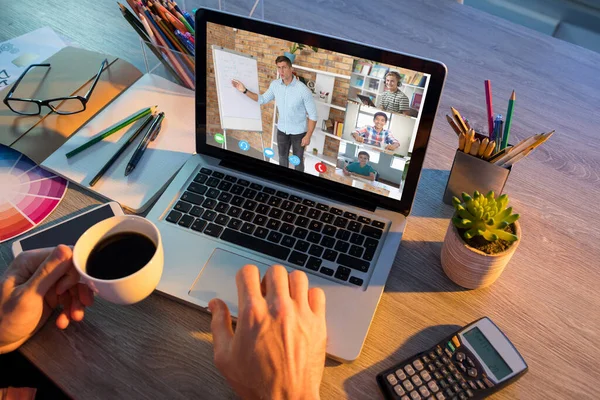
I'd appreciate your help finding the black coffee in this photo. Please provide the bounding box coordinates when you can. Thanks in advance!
[86,232,156,280]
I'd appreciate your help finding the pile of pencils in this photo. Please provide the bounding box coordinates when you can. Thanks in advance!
[118,0,195,89]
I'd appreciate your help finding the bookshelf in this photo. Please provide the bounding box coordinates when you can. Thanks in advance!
[269,65,351,166]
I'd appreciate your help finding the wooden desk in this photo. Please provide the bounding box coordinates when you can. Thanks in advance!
[1,1,599,399]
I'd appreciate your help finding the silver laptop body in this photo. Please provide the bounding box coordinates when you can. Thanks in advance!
[146,9,446,362]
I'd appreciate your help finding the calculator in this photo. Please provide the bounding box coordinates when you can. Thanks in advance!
[376,317,528,400]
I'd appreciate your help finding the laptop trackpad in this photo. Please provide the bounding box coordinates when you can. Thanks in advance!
[188,248,292,316]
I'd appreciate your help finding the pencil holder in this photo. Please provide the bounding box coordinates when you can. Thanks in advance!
[140,39,195,90]
[443,150,511,204]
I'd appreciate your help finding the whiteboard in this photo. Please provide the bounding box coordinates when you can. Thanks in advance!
[212,46,263,131]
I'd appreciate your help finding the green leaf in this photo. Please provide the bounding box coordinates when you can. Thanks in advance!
[464,227,480,239]
[482,230,498,241]
[494,230,519,242]
[452,217,471,228]
[504,214,520,224]
[461,193,472,203]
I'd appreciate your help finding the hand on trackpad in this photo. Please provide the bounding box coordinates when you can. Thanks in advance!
[188,248,292,316]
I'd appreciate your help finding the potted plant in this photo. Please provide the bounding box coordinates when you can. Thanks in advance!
[440,190,521,289]
[284,43,318,63]
[312,148,318,155]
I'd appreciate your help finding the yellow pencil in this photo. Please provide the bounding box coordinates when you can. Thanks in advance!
[451,107,469,133]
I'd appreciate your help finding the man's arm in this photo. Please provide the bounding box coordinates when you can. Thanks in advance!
[368,172,376,181]
[232,79,264,103]
[301,88,318,147]
[385,131,400,150]
[352,127,366,143]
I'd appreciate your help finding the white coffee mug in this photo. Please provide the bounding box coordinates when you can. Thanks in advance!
[73,215,163,305]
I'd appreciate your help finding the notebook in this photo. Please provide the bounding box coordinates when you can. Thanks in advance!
[41,73,195,213]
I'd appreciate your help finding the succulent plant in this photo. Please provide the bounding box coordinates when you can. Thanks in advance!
[452,191,520,242]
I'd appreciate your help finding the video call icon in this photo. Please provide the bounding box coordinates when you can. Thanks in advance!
[315,162,327,173]
[214,133,225,144]
[238,140,250,151]
[264,148,275,158]
[289,155,300,166]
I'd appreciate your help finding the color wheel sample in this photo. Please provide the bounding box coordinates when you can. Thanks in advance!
[0,145,68,243]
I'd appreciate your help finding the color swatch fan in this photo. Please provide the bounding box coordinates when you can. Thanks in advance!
[0,145,68,243]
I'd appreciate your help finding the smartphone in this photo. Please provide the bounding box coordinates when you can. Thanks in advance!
[11,202,124,257]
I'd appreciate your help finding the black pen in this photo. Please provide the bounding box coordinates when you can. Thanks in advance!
[89,113,155,187]
[125,112,165,176]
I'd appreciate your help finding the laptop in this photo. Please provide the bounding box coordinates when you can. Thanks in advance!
[146,8,446,362]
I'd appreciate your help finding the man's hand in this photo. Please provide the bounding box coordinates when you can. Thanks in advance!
[353,134,364,143]
[209,265,327,400]
[301,133,312,147]
[385,143,399,151]
[231,79,246,93]
[0,246,94,353]
[343,167,350,176]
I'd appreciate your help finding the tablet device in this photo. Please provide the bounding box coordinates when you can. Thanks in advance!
[356,94,377,107]
[11,202,123,257]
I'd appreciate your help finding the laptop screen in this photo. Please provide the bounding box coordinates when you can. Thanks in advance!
[204,21,433,202]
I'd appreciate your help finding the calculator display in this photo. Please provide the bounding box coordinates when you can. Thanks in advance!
[463,327,512,380]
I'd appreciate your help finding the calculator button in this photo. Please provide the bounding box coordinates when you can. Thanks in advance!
[447,376,456,384]
[411,375,423,386]
[458,363,467,373]
[410,390,421,400]
[445,388,454,397]
[454,372,464,382]
[435,393,446,400]
[405,365,416,376]
[428,364,436,372]
[403,380,415,391]
[436,346,444,356]
[441,367,450,377]
[476,380,486,389]
[444,348,453,357]
[386,373,398,385]
[396,369,407,381]
[455,352,465,362]
[447,364,457,373]
[468,381,477,390]
[460,381,469,391]
[466,389,474,397]
[458,391,468,400]
[394,384,406,396]
[439,380,449,389]
[413,359,425,371]
[427,380,440,393]
[447,342,455,352]
[429,351,437,360]
[435,360,444,368]
[466,357,476,368]
[483,377,495,387]
[451,336,460,348]
[434,371,443,380]
[441,356,451,365]
[467,368,478,378]
[452,383,461,393]
[422,355,431,363]
[419,386,431,397]
[420,370,432,382]
[401,396,410,400]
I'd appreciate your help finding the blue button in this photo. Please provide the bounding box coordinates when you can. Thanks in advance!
[264,147,275,158]
[289,155,301,166]
[238,140,250,151]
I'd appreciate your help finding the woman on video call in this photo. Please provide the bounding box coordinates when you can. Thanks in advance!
[376,71,411,114]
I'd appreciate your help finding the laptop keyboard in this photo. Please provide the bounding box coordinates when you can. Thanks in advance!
[163,167,387,288]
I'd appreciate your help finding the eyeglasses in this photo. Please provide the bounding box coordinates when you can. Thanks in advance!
[3,59,108,116]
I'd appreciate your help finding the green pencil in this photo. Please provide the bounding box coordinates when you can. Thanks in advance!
[66,106,157,158]
[502,91,515,150]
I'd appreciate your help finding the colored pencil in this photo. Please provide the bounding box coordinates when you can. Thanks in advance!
[118,3,185,86]
[89,113,155,186]
[446,114,463,136]
[451,107,469,133]
[502,91,516,150]
[485,80,494,138]
[66,106,156,158]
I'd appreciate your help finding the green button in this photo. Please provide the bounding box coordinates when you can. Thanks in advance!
[214,133,225,144]
[447,341,455,352]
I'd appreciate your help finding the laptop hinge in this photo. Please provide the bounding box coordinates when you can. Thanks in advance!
[219,158,377,213]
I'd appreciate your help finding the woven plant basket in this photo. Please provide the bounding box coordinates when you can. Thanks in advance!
[440,220,521,289]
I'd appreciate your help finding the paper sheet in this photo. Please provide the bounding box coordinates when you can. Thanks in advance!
[0,27,66,92]
[42,73,195,213]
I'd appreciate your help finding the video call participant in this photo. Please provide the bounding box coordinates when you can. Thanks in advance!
[376,71,411,114]
[343,151,377,181]
[231,56,318,172]
[351,112,401,151]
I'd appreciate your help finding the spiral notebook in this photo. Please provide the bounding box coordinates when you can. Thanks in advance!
[41,73,195,213]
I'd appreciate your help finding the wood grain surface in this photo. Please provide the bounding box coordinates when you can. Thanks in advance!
[1,0,599,399]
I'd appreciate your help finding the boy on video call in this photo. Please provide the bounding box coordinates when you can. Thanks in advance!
[351,112,400,151]
[343,151,377,181]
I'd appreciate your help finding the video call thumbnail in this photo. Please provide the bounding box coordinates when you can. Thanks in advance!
[206,22,430,201]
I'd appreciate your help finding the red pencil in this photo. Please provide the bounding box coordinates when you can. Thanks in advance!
[484,80,494,139]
